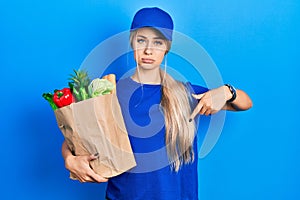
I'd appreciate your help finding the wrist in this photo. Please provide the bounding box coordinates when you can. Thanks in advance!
[224,84,237,103]
[64,154,76,170]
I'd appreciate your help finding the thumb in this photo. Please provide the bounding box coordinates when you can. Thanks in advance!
[89,153,99,161]
[192,93,205,100]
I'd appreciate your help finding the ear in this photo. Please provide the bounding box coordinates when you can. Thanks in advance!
[165,40,171,55]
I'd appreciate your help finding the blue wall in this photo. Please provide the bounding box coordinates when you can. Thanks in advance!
[1,0,299,199]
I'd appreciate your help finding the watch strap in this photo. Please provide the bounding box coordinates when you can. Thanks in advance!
[225,84,237,103]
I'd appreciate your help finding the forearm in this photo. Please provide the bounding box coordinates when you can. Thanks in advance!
[223,86,253,111]
[61,140,107,183]
[62,140,73,161]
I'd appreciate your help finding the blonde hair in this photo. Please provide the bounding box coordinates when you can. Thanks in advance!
[130,28,196,171]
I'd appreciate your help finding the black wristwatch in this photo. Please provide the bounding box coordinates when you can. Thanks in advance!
[224,84,237,103]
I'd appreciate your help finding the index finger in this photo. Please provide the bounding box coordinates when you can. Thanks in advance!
[87,168,108,183]
[91,174,109,183]
[189,102,203,122]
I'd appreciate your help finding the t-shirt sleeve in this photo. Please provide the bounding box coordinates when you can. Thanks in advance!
[186,82,209,94]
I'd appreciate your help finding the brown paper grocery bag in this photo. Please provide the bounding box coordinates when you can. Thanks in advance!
[54,93,136,179]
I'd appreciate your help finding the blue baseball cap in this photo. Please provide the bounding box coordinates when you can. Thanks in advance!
[130,7,174,41]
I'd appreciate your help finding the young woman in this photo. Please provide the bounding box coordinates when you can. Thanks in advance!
[62,7,252,200]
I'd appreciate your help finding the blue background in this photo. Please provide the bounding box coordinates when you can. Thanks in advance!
[1,0,299,199]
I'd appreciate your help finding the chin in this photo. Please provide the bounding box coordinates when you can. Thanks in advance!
[139,63,160,70]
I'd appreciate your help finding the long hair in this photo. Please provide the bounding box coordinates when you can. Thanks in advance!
[130,28,196,171]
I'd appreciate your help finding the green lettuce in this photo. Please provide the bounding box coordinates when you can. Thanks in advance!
[88,78,115,97]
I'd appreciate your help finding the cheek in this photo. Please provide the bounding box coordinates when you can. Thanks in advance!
[133,50,137,60]
[133,49,142,60]
[133,49,147,63]
[156,51,166,62]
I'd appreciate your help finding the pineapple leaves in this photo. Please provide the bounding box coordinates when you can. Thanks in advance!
[68,69,90,101]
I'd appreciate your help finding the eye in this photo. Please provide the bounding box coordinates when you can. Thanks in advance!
[137,39,145,44]
[153,40,163,46]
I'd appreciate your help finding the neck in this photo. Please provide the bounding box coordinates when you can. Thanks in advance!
[132,67,161,84]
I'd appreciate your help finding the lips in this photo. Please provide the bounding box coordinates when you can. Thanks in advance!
[141,58,155,64]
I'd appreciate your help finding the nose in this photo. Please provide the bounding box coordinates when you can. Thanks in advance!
[144,43,152,55]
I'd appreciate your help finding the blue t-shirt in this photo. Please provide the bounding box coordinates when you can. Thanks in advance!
[106,77,208,200]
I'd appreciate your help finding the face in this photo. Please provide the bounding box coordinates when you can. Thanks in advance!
[132,27,168,70]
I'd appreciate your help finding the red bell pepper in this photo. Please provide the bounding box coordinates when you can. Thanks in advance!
[53,88,74,108]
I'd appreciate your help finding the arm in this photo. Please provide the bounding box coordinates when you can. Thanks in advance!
[190,84,252,119]
[62,140,108,183]
[222,86,253,111]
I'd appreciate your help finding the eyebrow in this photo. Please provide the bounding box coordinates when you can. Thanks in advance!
[136,35,164,40]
